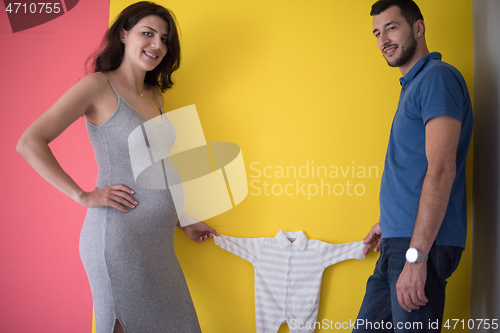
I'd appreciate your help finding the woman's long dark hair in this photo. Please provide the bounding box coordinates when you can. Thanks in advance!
[86,1,181,92]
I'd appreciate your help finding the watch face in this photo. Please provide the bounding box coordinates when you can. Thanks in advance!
[406,248,418,263]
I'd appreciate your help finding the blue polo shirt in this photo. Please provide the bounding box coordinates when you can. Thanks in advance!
[378,52,473,249]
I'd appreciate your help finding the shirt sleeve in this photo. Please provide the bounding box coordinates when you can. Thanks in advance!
[418,65,467,125]
[213,234,265,264]
[316,240,365,268]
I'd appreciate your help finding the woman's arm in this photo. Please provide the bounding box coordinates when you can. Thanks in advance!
[16,73,136,212]
[153,86,218,241]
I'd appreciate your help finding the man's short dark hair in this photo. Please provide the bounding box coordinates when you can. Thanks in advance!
[370,0,424,26]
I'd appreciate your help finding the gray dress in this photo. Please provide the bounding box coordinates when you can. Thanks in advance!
[79,73,201,333]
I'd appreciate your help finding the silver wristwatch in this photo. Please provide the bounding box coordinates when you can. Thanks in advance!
[406,247,428,263]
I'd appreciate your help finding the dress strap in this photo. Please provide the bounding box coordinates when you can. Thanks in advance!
[151,86,164,114]
[96,72,120,98]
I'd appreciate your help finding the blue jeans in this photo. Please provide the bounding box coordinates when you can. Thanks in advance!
[352,238,462,333]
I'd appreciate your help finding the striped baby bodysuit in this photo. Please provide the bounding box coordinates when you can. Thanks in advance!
[213,230,365,333]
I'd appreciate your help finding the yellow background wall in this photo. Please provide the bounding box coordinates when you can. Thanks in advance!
[102,1,473,332]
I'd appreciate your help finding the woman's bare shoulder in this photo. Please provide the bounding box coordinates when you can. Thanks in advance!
[68,72,117,110]
[77,72,110,93]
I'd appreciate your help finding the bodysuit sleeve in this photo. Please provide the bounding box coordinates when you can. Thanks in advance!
[316,240,365,268]
[213,234,265,264]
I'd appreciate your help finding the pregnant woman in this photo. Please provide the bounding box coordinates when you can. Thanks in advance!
[16,2,217,332]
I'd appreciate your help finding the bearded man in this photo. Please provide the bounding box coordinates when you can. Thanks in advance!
[353,1,473,332]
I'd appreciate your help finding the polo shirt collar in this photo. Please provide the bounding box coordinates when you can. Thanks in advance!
[275,230,308,250]
[400,52,442,86]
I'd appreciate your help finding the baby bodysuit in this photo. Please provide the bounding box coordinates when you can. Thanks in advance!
[214,230,365,333]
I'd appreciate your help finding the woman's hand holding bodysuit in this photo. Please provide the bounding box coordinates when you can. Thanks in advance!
[177,210,219,243]
[180,222,219,243]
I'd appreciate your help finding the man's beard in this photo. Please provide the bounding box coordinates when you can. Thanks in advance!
[385,29,418,68]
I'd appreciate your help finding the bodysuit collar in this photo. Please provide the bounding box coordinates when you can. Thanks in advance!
[275,230,308,250]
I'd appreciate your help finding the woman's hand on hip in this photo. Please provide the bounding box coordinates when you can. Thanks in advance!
[78,185,137,213]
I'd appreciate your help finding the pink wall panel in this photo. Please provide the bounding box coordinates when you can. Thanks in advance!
[0,1,110,332]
